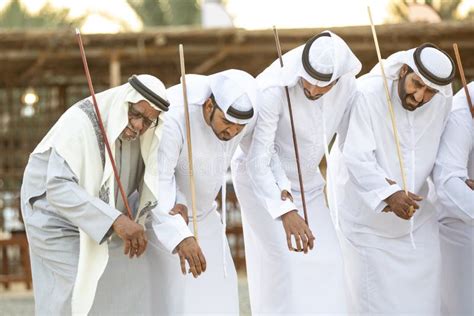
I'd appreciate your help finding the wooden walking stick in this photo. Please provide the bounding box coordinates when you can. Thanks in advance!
[452,43,474,118]
[179,44,199,240]
[272,26,309,225]
[367,8,414,217]
[75,29,133,220]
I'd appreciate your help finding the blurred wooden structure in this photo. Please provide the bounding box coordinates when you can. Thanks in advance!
[0,21,473,272]
[0,232,32,290]
[1,22,474,88]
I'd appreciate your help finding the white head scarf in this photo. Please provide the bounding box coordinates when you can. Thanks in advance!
[34,74,168,179]
[257,30,362,89]
[209,69,257,124]
[368,44,455,97]
[167,69,259,125]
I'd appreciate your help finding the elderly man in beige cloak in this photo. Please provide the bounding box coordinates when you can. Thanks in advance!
[433,82,473,315]
[331,44,455,314]
[20,74,170,315]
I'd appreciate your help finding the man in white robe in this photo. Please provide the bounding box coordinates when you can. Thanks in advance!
[433,82,473,315]
[231,31,361,314]
[332,44,455,314]
[20,75,170,315]
[150,69,261,315]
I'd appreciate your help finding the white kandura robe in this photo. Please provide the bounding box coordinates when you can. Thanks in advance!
[433,83,474,316]
[150,100,243,315]
[332,75,452,315]
[232,75,357,315]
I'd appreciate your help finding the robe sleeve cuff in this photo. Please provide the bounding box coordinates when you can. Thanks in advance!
[175,190,189,209]
[266,198,297,220]
[95,206,122,244]
[276,180,292,194]
[151,213,193,254]
[373,184,402,212]
[374,201,388,214]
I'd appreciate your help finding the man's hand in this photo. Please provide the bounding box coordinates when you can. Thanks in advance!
[176,237,207,278]
[281,190,294,202]
[466,179,474,190]
[112,215,148,258]
[169,203,189,225]
[384,190,423,220]
[281,210,315,253]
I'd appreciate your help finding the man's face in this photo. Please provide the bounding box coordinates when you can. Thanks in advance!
[204,99,246,142]
[300,78,338,101]
[120,100,160,141]
[398,65,438,111]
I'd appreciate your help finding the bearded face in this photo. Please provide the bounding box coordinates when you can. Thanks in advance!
[397,65,438,112]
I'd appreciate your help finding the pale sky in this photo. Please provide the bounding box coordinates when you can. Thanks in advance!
[0,0,473,33]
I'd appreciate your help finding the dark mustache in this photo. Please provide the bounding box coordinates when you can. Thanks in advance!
[304,88,323,100]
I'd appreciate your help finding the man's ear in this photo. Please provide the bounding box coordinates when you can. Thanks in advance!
[399,64,408,78]
[204,98,213,113]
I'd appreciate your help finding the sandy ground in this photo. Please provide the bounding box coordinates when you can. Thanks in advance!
[0,273,251,315]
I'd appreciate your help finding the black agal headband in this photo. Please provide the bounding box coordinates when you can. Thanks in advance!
[210,94,254,121]
[128,75,170,111]
[302,32,333,82]
[413,43,455,86]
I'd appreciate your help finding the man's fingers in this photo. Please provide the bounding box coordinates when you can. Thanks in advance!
[306,229,315,250]
[132,239,139,250]
[136,236,146,257]
[397,209,411,220]
[139,234,148,257]
[466,180,474,190]
[179,254,187,275]
[192,254,202,275]
[188,266,198,278]
[408,192,423,201]
[408,199,419,210]
[300,232,308,254]
[186,255,196,274]
[466,179,474,190]
[293,233,303,252]
[393,206,408,220]
[124,239,131,256]
[286,232,294,251]
[281,190,294,202]
[198,250,207,272]
[186,256,198,278]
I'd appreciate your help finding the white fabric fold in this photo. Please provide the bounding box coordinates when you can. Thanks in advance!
[369,47,453,97]
[258,30,361,89]
[168,69,257,125]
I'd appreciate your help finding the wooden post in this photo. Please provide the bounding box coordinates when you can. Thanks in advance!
[109,52,121,88]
